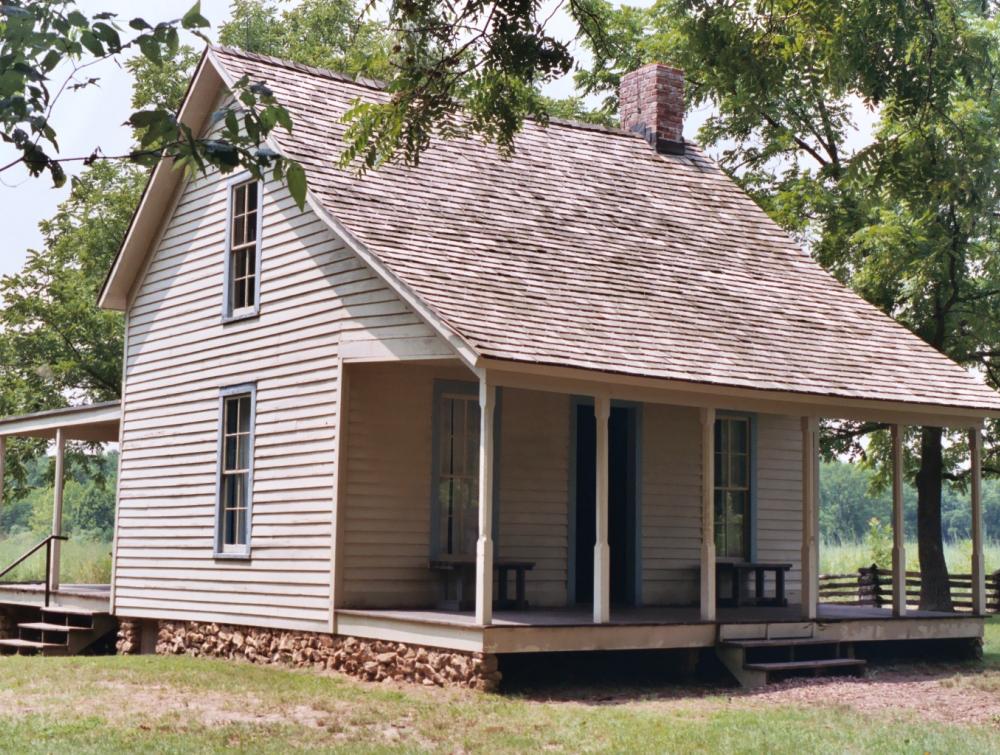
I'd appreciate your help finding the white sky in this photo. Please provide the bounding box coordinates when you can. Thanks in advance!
[1,1,672,279]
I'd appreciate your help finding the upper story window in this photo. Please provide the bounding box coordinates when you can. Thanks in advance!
[224,178,262,320]
[714,415,751,560]
[216,384,256,558]
[433,387,480,558]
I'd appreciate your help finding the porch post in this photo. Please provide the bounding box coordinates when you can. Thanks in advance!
[800,416,819,620]
[891,425,907,616]
[700,407,716,622]
[0,436,5,513]
[475,376,496,625]
[593,395,611,624]
[49,427,66,592]
[970,425,986,615]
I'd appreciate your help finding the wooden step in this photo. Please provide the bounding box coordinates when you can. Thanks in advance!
[722,637,838,649]
[42,605,105,617]
[744,658,866,673]
[0,638,65,650]
[18,622,92,633]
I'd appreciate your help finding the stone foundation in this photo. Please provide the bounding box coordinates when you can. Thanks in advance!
[118,619,501,691]
[115,618,142,655]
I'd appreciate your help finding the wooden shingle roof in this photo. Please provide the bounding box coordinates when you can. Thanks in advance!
[212,47,1000,412]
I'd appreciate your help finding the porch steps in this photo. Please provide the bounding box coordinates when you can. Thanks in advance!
[743,658,867,674]
[0,605,115,656]
[716,628,865,688]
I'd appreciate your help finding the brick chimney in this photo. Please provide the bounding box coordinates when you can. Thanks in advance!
[619,64,685,155]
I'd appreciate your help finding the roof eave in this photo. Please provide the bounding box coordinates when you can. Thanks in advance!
[98,48,223,311]
[477,356,997,426]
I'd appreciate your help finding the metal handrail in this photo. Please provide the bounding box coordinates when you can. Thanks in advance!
[0,534,68,607]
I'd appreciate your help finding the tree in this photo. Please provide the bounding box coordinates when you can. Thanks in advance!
[0,1,306,205]
[0,34,216,501]
[218,0,392,80]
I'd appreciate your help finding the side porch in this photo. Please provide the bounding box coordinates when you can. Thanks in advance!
[330,356,991,670]
[0,403,118,655]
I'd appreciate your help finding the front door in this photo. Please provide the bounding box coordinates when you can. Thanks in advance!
[574,403,638,606]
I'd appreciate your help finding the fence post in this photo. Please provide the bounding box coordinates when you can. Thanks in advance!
[858,564,885,607]
[992,569,1000,614]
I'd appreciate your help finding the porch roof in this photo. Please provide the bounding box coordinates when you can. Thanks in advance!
[0,401,120,442]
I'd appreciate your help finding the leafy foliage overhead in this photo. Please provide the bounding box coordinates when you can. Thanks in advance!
[0,1,307,207]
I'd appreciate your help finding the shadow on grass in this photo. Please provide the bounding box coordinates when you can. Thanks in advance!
[498,636,997,704]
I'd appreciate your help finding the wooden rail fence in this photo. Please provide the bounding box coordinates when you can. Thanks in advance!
[819,565,1000,613]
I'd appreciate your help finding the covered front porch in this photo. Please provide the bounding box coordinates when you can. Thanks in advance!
[0,402,119,612]
[331,356,991,656]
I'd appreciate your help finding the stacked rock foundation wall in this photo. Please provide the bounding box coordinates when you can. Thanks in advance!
[117,618,501,691]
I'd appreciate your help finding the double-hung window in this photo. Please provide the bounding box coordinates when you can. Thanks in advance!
[433,386,480,558]
[216,385,256,557]
[224,178,262,320]
[714,415,752,559]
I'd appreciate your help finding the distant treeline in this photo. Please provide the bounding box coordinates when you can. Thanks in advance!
[0,452,117,542]
[820,460,999,543]
[0,455,994,546]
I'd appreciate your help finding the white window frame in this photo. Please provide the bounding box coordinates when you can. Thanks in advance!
[430,381,481,559]
[714,414,754,561]
[214,383,257,559]
[222,174,263,322]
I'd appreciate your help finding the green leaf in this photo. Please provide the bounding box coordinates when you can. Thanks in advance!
[182,2,210,29]
[285,160,307,210]
[78,31,104,58]
[137,36,161,64]
[40,50,61,73]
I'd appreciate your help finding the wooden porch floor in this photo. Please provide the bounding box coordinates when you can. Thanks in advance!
[338,603,962,629]
[0,583,111,612]
[335,603,985,654]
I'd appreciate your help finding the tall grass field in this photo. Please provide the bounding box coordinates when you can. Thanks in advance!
[821,538,1000,576]
[0,533,112,584]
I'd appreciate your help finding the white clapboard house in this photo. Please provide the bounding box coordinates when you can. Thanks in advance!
[0,47,997,686]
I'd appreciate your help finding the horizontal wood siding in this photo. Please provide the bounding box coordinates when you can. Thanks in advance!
[114,166,446,632]
[641,404,701,604]
[640,408,804,605]
[754,413,804,598]
[497,389,570,606]
[340,363,474,608]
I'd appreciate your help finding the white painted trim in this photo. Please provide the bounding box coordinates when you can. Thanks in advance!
[0,403,120,440]
[970,427,986,615]
[891,425,907,617]
[800,416,819,620]
[221,172,264,322]
[475,375,497,625]
[213,383,257,560]
[699,407,716,622]
[100,50,221,310]
[593,394,611,624]
[479,358,997,425]
[0,436,5,512]
[330,358,349,632]
[109,312,130,614]
[338,337,456,363]
[49,428,66,592]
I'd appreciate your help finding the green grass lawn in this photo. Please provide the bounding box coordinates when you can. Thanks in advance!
[0,619,997,753]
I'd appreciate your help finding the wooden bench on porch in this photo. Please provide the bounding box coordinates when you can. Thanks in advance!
[430,558,535,611]
[717,562,792,608]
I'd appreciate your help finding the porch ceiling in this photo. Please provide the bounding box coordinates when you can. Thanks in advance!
[0,401,121,442]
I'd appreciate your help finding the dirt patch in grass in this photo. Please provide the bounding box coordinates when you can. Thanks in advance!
[737,669,1000,727]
